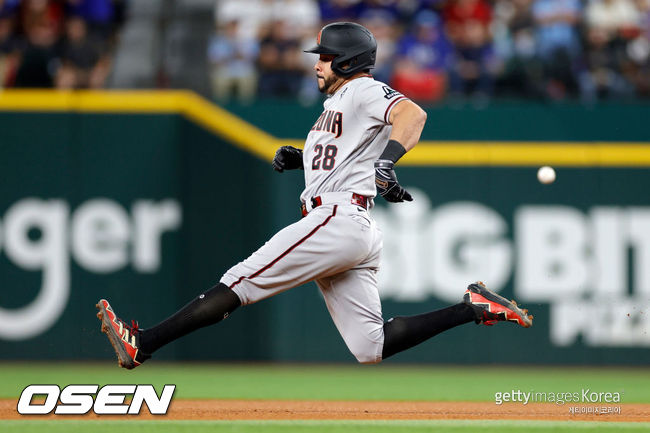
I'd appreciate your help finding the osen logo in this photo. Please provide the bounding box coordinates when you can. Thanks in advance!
[17,384,176,415]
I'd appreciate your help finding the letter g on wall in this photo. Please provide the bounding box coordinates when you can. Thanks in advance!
[0,199,70,340]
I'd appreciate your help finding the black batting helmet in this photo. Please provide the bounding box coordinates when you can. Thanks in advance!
[305,22,377,78]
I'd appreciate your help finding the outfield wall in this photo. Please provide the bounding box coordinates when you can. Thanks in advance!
[1,91,649,364]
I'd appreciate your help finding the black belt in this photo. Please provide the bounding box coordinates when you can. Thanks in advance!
[301,193,368,217]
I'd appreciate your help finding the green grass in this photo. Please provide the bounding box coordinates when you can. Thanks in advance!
[2,420,650,433]
[2,364,647,431]
[1,362,649,403]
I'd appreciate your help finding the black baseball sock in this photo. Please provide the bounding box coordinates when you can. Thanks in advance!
[381,303,475,360]
[137,283,241,356]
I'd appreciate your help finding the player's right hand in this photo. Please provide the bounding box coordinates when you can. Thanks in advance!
[374,159,413,203]
[272,146,304,172]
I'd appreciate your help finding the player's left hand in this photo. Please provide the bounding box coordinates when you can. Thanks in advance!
[272,146,304,172]
[374,160,413,203]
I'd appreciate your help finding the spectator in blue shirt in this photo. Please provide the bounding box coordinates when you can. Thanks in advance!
[65,0,113,39]
[391,10,452,102]
[208,18,259,103]
[532,0,582,98]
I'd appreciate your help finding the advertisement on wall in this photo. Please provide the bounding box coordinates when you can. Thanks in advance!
[375,189,650,349]
[1,103,649,364]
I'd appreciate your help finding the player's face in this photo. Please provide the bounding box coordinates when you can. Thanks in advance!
[314,54,344,95]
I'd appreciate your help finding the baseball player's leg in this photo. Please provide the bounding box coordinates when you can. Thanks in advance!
[381,282,534,359]
[381,304,476,359]
[312,219,514,363]
[319,272,517,362]
[317,268,477,363]
[136,283,241,357]
[317,268,385,364]
[134,208,343,359]
[137,204,372,360]
[223,204,373,305]
[97,283,241,368]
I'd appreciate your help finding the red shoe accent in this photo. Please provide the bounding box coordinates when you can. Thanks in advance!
[463,282,533,328]
[96,299,148,369]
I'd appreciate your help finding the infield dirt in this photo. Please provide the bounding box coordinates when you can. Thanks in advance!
[2,399,649,422]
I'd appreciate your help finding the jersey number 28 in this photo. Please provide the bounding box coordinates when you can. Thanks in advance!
[312,144,338,170]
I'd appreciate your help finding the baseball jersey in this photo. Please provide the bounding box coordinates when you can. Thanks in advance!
[300,76,408,203]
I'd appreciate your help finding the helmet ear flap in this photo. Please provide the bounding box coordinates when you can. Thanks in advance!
[331,48,376,77]
[331,55,353,77]
[307,22,377,77]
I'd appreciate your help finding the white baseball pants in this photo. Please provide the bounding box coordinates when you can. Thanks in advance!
[220,194,385,363]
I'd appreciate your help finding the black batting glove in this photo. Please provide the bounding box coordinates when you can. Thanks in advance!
[375,159,413,203]
[272,146,304,172]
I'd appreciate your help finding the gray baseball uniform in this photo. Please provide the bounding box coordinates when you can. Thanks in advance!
[96,21,531,372]
[220,76,408,363]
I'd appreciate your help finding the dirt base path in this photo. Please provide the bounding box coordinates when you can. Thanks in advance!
[2,399,649,422]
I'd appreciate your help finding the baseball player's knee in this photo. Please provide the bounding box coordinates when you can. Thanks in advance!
[353,350,381,364]
[339,321,384,364]
[348,335,383,364]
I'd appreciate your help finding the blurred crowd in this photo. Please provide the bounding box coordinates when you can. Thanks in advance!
[1,0,648,102]
[210,0,650,104]
[0,0,126,89]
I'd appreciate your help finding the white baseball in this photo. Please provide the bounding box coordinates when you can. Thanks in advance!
[537,166,556,184]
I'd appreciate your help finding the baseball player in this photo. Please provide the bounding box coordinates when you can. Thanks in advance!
[97,22,533,369]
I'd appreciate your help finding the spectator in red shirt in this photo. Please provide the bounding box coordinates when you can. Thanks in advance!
[443,0,492,45]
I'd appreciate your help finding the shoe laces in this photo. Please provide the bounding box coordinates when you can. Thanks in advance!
[117,318,140,345]
[117,317,140,333]
[128,319,140,334]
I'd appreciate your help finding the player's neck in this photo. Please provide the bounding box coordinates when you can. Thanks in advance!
[327,72,372,95]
